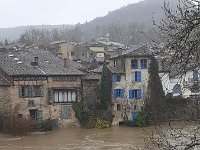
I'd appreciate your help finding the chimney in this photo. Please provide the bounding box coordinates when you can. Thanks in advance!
[64,58,67,67]
[31,57,38,66]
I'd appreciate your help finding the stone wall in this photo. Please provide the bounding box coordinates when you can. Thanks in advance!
[0,86,12,116]
[8,76,82,128]
[82,79,99,106]
[111,57,150,125]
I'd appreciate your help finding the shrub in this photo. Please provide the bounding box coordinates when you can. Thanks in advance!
[3,115,33,136]
[134,110,149,127]
[95,118,111,129]
[38,119,53,132]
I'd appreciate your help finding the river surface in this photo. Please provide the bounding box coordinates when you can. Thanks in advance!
[0,126,148,150]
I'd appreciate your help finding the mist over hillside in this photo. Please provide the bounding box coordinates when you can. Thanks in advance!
[0,0,177,43]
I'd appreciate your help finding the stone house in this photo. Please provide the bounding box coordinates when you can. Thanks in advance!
[0,48,93,128]
[49,40,76,60]
[108,47,152,125]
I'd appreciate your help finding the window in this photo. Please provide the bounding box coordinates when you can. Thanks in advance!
[113,74,121,82]
[29,109,43,120]
[61,105,70,119]
[173,84,181,95]
[71,52,75,56]
[193,70,199,81]
[129,89,142,99]
[114,60,117,67]
[141,59,148,69]
[113,89,124,98]
[132,71,142,82]
[131,59,138,69]
[117,104,121,111]
[19,85,43,98]
[54,90,76,103]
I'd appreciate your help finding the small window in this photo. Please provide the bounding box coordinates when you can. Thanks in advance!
[113,74,121,82]
[129,89,142,99]
[134,105,137,110]
[117,104,121,111]
[131,59,138,69]
[19,85,43,98]
[61,106,70,119]
[193,70,199,81]
[173,84,181,95]
[71,52,75,56]
[132,71,142,82]
[141,59,148,69]
[114,89,124,98]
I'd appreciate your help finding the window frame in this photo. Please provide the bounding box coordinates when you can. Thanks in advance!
[140,59,148,69]
[53,89,77,103]
[129,89,142,99]
[131,59,138,69]
[19,85,43,98]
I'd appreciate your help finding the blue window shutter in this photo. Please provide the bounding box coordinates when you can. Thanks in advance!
[132,72,135,82]
[19,86,22,97]
[131,59,138,69]
[141,59,147,69]
[138,89,142,98]
[37,110,43,119]
[193,70,198,81]
[40,86,44,96]
[120,89,124,98]
[114,89,117,98]
[129,90,132,99]
[131,112,138,121]
[28,86,33,97]
[138,71,142,82]
[61,106,68,119]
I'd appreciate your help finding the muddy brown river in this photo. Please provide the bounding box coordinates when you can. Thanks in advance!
[0,126,148,150]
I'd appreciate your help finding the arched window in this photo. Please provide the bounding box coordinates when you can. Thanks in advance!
[173,84,182,95]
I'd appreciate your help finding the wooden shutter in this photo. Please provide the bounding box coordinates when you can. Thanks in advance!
[114,89,117,98]
[137,71,142,82]
[61,106,68,119]
[120,89,124,98]
[28,86,33,97]
[138,89,142,98]
[129,90,133,99]
[37,110,43,119]
[19,86,23,97]
[132,72,135,82]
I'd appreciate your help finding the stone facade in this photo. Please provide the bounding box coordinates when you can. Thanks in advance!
[110,56,150,125]
[0,86,12,116]
[7,76,83,128]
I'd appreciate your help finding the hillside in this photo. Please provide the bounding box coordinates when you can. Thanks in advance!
[0,0,177,42]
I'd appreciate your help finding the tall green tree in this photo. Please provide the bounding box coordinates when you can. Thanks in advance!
[147,56,165,106]
[99,64,112,110]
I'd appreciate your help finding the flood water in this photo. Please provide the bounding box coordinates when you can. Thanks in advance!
[0,126,148,150]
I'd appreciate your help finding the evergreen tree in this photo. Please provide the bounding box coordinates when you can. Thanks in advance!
[99,64,112,110]
[147,56,165,106]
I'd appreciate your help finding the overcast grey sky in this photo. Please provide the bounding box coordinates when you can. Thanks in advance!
[0,0,142,28]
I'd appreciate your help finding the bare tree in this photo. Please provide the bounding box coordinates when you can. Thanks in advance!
[144,0,200,149]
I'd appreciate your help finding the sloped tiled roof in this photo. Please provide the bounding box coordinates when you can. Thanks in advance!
[109,45,153,59]
[0,49,85,76]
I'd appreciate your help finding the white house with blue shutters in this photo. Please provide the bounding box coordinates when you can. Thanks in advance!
[159,68,200,98]
[108,46,151,125]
